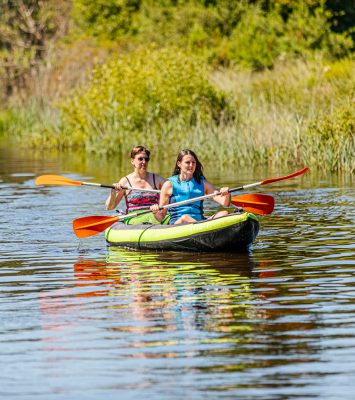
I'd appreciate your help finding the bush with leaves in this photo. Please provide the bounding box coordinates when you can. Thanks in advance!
[223,2,353,70]
[70,1,354,70]
[72,0,141,39]
[59,46,231,153]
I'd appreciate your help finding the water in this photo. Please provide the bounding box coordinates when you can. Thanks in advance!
[0,142,354,399]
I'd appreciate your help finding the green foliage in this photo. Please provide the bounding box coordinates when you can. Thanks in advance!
[222,2,353,70]
[70,0,354,70]
[226,7,285,70]
[72,0,141,39]
[266,0,355,38]
[247,58,355,115]
[0,109,10,137]
[207,58,355,172]
[284,2,353,58]
[59,46,231,153]
[3,58,354,172]
[1,2,354,173]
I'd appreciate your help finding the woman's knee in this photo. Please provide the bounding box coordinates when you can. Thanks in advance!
[212,210,228,219]
[174,214,195,224]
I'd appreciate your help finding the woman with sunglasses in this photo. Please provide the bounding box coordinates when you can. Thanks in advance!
[150,149,230,224]
[105,146,165,223]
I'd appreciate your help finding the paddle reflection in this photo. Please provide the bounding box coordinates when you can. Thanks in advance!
[73,259,122,297]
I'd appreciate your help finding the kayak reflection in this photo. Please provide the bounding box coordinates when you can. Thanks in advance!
[72,249,256,299]
[39,250,319,371]
[71,249,258,336]
[107,247,256,273]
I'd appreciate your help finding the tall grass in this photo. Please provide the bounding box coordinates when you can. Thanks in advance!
[210,58,355,172]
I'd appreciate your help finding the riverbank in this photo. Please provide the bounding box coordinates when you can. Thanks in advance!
[1,57,354,173]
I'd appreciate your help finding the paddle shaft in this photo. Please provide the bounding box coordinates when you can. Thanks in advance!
[83,182,160,193]
[38,167,307,195]
[35,174,160,193]
[78,169,307,193]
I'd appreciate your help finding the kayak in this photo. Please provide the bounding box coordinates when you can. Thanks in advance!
[105,212,259,252]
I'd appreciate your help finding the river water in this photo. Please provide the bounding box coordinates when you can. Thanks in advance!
[0,142,354,399]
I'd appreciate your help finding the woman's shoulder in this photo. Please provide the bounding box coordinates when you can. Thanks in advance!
[119,175,130,185]
[161,179,173,196]
[162,179,173,187]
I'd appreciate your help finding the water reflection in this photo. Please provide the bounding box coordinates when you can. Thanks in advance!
[73,259,122,297]
[72,250,256,333]
[45,250,320,374]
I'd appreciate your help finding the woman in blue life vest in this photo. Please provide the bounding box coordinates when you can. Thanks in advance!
[150,149,230,224]
[105,146,165,224]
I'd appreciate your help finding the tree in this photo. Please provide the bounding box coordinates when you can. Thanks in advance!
[0,0,71,98]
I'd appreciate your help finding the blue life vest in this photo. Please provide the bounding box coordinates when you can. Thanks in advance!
[167,175,205,224]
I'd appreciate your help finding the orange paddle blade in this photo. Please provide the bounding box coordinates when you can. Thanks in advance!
[35,175,82,186]
[231,194,274,215]
[73,215,119,238]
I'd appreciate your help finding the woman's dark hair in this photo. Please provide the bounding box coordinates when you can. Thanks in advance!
[173,149,204,183]
[130,146,150,159]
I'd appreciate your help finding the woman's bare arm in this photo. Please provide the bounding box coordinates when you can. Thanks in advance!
[105,178,127,210]
[150,181,172,221]
[204,180,231,207]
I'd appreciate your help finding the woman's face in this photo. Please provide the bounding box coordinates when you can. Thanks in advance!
[177,154,196,175]
[131,152,150,170]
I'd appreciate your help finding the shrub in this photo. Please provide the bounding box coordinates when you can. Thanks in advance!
[221,2,353,70]
[72,0,141,39]
[227,7,285,70]
[59,45,231,153]
[70,1,354,70]
[283,2,353,59]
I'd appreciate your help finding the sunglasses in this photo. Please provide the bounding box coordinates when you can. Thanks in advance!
[137,156,150,162]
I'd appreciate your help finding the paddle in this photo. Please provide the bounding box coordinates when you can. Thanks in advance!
[35,174,160,193]
[72,167,308,238]
[73,193,275,238]
[37,167,308,192]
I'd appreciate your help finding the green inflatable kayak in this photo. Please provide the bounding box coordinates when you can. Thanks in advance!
[105,212,259,252]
